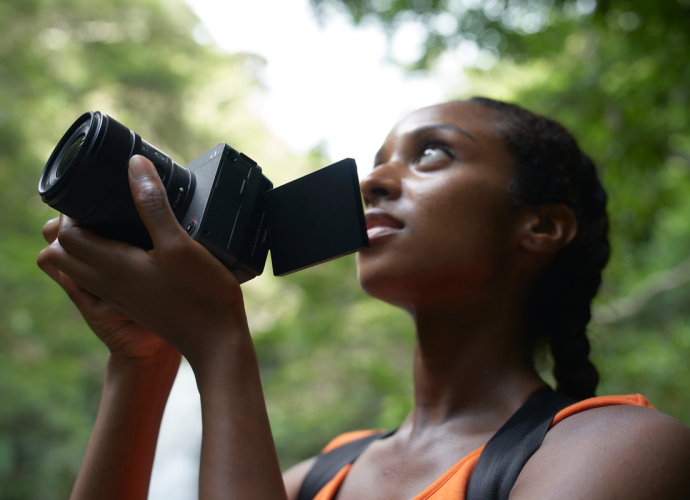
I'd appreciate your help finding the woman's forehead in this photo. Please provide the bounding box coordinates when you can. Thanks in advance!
[374,101,515,178]
[388,101,503,143]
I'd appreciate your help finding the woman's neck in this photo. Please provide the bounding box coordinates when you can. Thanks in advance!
[404,298,545,438]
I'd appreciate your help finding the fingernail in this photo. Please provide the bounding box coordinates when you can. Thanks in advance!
[129,155,156,180]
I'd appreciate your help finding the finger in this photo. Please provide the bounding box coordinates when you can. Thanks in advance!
[61,274,129,325]
[59,272,129,324]
[59,271,103,307]
[62,272,135,325]
[38,246,101,301]
[57,214,135,267]
[37,246,64,284]
[42,216,60,244]
[128,155,186,249]
[43,238,102,291]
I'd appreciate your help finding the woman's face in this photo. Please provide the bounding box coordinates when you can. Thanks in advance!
[357,101,520,309]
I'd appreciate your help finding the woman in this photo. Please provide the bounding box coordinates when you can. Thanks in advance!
[37,98,690,499]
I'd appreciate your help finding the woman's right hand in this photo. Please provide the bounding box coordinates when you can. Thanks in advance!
[38,216,180,366]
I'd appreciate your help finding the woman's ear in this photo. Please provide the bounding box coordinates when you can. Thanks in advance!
[519,204,578,254]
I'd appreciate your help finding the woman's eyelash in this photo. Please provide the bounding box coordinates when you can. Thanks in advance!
[372,141,456,168]
[417,141,455,160]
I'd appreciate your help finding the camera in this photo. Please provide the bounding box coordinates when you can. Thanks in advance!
[38,112,369,283]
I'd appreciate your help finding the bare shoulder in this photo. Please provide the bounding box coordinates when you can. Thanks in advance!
[511,405,690,500]
[283,456,317,500]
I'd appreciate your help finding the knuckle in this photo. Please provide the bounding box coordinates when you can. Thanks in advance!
[36,248,50,269]
[56,230,67,247]
[159,236,193,264]
[135,184,169,213]
[42,221,55,241]
[56,225,77,248]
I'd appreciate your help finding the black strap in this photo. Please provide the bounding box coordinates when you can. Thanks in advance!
[465,387,576,500]
[296,430,394,500]
[297,388,573,500]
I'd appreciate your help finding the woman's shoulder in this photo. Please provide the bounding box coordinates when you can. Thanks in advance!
[511,395,690,499]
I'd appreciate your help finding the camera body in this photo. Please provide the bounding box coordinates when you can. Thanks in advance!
[180,143,272,283]
[39,112,369,284]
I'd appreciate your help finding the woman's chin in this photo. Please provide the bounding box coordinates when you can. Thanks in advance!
[357,265,416,308]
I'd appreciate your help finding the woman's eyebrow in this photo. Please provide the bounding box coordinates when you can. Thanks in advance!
[412,123,477,142]
[373,122,476,166]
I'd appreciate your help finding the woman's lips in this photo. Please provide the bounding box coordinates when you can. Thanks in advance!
[365,208,404,240]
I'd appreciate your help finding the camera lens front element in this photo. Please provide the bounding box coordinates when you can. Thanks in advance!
[57,133,86,178]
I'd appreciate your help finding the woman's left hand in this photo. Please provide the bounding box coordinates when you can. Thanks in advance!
[39,155,249,367]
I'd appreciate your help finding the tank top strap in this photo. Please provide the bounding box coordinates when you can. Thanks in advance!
[550,394,655,428]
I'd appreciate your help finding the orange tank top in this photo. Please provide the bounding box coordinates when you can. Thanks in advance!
[313,394,654,500]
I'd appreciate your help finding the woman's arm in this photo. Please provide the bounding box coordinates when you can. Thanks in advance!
[38,217,182,500]
[41,155,289,499]
[71,354,179,499]
[192,325,287,499]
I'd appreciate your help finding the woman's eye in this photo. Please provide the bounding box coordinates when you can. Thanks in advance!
[418,146,451,167]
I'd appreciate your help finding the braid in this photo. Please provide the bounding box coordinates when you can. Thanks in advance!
[468,97,610,401]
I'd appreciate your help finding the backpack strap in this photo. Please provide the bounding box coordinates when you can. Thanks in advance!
[296,429,395,500]
[297,388,573,500]
[466,387,576,500]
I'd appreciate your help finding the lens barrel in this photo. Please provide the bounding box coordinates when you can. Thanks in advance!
[39,112,195,249]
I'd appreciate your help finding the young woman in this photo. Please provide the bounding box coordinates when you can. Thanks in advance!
[38,98,690,500]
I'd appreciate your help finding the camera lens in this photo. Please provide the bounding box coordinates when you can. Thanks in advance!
[39,112,196,249]
[57,133,86,178]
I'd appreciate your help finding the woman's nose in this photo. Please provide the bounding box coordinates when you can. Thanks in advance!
[360,162,403,206]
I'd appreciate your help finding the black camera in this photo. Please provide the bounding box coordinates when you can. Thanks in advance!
[38,112,369,283]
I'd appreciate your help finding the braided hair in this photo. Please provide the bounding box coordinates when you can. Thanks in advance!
[468,97,610,401]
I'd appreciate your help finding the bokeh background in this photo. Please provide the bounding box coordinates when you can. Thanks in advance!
[1,0,689,498]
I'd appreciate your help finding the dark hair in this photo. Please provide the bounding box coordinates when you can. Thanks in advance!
[468,97,609,401]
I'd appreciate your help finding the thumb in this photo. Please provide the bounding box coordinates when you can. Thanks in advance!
[128,155,184,248]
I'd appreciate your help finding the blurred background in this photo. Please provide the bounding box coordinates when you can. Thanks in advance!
[1,0,689,498]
